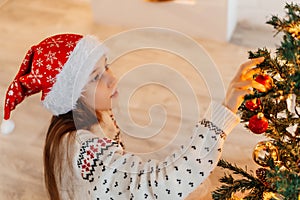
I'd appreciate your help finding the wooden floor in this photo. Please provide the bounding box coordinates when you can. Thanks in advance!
[0,0,276,199]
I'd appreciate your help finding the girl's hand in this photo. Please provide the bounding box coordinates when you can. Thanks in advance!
[223,57,265,113]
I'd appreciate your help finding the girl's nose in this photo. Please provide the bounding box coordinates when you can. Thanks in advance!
[106,70,117,88]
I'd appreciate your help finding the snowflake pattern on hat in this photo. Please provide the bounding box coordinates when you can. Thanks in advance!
[3,34,83,120]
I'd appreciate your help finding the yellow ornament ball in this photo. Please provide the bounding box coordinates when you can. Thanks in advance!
[263,192,284,200]
[253,141,279,167]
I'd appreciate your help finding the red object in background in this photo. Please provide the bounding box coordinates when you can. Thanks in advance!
[245,98,261,111]
[255,74,273,92]
[248,113,268,134]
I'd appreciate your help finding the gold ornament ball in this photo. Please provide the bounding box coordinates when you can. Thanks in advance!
[263,192,284,200]
[229,194,243,200]
[253,141,279,167]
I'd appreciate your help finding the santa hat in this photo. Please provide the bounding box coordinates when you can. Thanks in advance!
[1,33,107,134]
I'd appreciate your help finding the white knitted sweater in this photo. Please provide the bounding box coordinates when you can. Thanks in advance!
[57,102,239,200]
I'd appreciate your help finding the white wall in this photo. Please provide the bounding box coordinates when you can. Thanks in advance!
[91,0,237,42]
[227,0,237,40]
[90,0,300,41]
[237,0,300,26]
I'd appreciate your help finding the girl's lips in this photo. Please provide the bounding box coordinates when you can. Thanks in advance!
[110,90,118,98]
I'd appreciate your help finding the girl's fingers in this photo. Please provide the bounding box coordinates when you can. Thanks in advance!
[230,79,266,92]
[239,57,264,73]
[225,57,265,113]
[252,81,267,92]
[224,88,252,113]
[234,57,265,80]
[230,80,252,90]
[231,79,265,90]
[234,88,251,98]
[242,68,261,80]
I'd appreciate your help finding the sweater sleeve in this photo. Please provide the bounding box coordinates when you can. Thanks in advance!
[75,102,239,200]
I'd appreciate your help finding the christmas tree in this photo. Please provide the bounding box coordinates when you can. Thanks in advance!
[212,3,299,200]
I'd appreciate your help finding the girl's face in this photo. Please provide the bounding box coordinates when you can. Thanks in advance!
[83,56,118,111]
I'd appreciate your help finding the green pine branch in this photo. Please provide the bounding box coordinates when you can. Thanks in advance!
[211,160,267,200]
[217,160,258,181]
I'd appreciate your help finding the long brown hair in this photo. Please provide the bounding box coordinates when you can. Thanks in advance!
[43,99,100,200]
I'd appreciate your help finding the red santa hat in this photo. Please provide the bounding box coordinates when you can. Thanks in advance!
[1,33,107,134]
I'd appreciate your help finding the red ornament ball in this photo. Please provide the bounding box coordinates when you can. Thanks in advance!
[248,113,268,134]
[255,74,273,92]
[245,98,261,111]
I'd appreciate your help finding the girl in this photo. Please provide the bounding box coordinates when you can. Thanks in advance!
[1,33,264,200]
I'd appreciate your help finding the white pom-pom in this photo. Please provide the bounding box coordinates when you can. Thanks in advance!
[1,119,15,135]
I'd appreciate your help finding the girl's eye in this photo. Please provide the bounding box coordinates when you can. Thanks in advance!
[93,74,100,82]
[92,64,109,82]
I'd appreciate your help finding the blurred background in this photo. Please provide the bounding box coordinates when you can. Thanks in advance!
[0,0,299,199]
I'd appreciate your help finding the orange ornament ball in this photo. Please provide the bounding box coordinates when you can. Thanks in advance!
[254,74,273,92]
